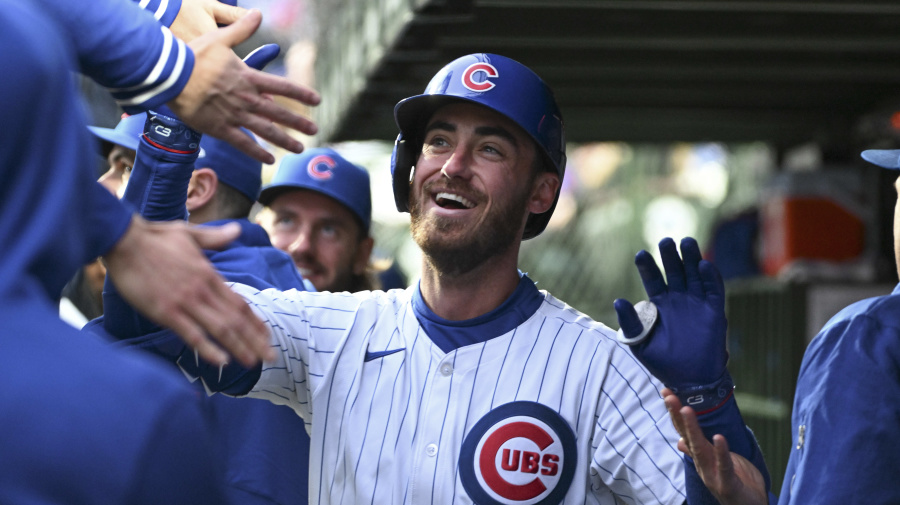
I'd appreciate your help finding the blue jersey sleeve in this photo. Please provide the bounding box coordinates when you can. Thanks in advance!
[136,0,183,28]
[779,306,900,504]
[85,181,134,259]
[34,0,193,112]
[91,114,264,396]
[98,113,198,345]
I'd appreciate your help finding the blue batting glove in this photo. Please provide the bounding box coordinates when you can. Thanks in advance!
[143,112,201,154]
[243,43,280,71]
[614,237,729,390]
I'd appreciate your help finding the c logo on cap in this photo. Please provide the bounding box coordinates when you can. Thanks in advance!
[459,402,576,505]
[462,62,499,92]
[307,155,336,180]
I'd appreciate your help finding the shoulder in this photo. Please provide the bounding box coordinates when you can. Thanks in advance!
[803,290,900,381]
[231,282,412,317]
[535,289,618,340]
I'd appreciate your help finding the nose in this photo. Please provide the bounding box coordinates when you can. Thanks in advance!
[440,146,473,180]
[288,227,314,259]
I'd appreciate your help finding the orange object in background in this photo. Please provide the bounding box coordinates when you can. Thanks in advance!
[761,189,865,277]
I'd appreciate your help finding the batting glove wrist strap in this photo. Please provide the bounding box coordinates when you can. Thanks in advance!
[670,371,734,415]
[143,112,201,154]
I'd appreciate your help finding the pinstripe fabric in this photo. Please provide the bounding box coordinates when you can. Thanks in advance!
[234,284,686,505]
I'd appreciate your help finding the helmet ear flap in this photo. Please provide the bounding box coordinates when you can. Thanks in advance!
[391,133,419,212]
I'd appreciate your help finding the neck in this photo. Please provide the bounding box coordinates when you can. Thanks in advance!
[418,248,522,321]
[187,204,217,225]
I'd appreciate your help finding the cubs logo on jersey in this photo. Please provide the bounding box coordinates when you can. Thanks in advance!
[459,402,576,505]
[307,154,336,180]
[461,62,499,92]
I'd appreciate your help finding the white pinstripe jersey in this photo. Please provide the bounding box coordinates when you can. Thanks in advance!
[230,281,686,505]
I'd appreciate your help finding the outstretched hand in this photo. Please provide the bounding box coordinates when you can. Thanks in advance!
[103,216,275,367]
[614,237,728,388]
[169,0,248,42]
[170,9,320,164]
[663,389,768,505]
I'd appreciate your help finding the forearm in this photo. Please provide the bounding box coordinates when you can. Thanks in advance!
[122,114,199,222]
[103,113,200,338]
[34,0,193,112]
[86,316,262,396]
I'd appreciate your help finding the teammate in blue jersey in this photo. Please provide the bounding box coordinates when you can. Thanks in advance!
[84,92,313,504]
[651,152,900,505]
[258,147,376,292]
[146,53,769,504]
[89,112,145,197]
[0,2,233,503]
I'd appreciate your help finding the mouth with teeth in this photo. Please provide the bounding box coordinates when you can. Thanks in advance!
[434,191,476,210]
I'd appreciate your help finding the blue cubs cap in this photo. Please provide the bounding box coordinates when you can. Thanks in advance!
[259,147,372,233]
[861,149,900,170]
[196,132,262,202]
[88,113,147,153]
[391,53,565,239]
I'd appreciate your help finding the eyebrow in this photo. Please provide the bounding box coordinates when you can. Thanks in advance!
[423,121,519,147]
[424,120,455,136]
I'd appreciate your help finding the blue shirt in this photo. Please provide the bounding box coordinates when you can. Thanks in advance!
[779,283,900,504]
[0,3,227,503]
[85,116,311,505]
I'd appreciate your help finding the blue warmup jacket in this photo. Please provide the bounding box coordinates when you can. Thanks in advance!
[38,0,192,113]
[0,3,229,504]
[84,119,312,505]
[778,283,900,504]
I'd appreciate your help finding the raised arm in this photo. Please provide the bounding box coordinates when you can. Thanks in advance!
[35,0,319,163]
[614,237,772,505]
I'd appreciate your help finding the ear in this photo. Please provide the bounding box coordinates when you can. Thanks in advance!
[352,236,375,276]
[527,172,560,215]
[186,168,218,212]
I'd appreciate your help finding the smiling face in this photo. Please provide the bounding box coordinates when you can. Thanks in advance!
[266,189,373,292]
[408,102,558,276]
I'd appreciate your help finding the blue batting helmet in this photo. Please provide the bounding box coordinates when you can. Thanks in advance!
[391,53,566,240]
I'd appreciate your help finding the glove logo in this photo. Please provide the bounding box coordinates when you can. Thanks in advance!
[459,402,576,505]
[307,155,336,180]
[153,125,172,138]
[462,62,499,92]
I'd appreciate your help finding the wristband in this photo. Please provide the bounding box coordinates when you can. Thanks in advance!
[143,112,201,154]
[670,372,734,415]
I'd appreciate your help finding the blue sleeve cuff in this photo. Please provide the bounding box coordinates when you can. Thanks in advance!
[117,34,195,114]
[136,0,183,27]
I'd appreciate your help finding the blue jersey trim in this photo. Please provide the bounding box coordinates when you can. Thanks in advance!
[411,274,544,352]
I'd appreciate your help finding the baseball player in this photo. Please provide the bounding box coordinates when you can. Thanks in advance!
[258,148,375,292]
[646,149,900,504]
[81,45,312,505]
[89,112,146,197]
[145,53,770,504]
[0,2,231,502]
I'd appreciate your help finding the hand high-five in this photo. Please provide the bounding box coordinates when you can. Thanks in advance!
[169,9,321,164]
[614,237,728,389]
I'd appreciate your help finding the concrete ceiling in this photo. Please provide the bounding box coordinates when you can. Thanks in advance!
[315,0,900,157]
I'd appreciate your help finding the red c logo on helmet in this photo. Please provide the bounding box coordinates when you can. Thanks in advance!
[462,62,499,92]
[307,155,336,180]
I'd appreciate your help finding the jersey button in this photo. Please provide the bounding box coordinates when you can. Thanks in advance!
[440,363,453,376]
[425,443,438,457]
